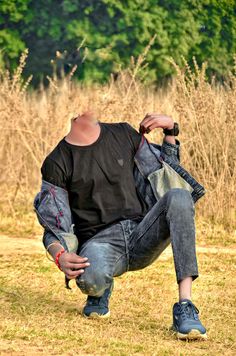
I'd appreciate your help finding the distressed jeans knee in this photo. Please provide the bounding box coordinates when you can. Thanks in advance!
[76,270,112,297]
[74,231,126,297]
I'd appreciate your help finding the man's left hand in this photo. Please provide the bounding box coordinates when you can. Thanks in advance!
[139,113,174,134]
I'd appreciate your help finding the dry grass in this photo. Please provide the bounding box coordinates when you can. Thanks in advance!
[0,49,235,235]
[0,234,235,355]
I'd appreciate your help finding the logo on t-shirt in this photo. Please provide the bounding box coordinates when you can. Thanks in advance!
[117,158,124,166]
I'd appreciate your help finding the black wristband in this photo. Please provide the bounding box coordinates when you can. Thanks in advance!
[163,122,179,136]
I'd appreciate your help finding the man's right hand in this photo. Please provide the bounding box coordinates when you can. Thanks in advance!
[58,252,90,279]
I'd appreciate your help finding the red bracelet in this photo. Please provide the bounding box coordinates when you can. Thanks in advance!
[55,249,65,271]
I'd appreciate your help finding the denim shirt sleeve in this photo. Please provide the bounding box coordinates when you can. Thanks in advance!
[42,229,61,251]
[161,138,180,164]
[43,229,70,252]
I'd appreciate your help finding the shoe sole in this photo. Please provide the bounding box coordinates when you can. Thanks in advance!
[177,329,207,340]
[172,328,207,340]
[169,325,207,340]
[82,311,111,319]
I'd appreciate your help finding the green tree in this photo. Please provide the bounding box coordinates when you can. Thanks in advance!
[0,0,32,68]
[0,0,235,86]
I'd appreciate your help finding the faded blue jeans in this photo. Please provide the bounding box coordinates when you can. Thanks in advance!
[76,188,199,297]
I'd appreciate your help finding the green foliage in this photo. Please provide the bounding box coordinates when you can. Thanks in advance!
[0,0,235,86]
[0,0,31,68]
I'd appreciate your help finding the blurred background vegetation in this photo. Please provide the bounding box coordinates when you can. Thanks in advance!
[0,0,235,86]
[0,0,235,234]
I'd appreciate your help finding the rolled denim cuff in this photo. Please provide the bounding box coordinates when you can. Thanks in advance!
[161,139,180,163]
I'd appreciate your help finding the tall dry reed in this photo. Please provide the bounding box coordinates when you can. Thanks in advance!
[0,49,235,235]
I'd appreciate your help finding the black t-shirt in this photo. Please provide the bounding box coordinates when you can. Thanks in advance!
[41,122,148,243]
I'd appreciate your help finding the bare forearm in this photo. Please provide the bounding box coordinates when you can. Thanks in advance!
[163,134,176,145]
[47,243,65,261]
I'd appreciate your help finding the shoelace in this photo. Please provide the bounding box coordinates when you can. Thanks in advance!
[178,301,200,321]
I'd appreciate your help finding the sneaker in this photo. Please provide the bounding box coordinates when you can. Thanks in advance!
[82,280,114,319]
[170,299,207,340]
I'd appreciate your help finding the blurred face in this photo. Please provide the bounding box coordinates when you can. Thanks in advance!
[72,111,99,129]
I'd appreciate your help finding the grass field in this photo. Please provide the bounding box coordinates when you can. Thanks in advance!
[0,231,235,356]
